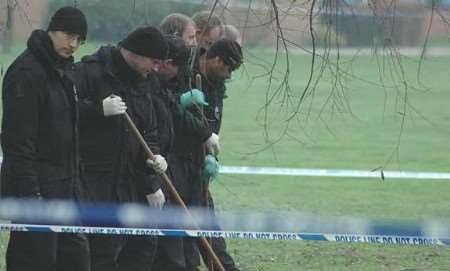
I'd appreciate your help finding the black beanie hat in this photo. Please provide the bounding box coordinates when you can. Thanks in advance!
[47,7,87,40]
[119,27,169,60]
[165,35,190,66]
[208,39,243,71]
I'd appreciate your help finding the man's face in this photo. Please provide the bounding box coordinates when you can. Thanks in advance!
[159,60,179,80]
[130,54,163,78]
[48,31,83,58]
[207,56,232,82]
[182,23,197,47]
[197,26,221,50]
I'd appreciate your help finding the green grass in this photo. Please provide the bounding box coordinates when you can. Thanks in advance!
[210,50,450,269]
[224,240,450,271]
[2,43,450,270]
[213,175,450,220]
[0,234,6,271]
[221,51,450,172]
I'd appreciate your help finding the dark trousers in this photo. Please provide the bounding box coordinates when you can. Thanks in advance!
[152,236,198,271]
[197,193,240,271]
[89,234,125,271]
[116,188,159,271]
[152,156,203,271]
[158,156,240,271]
[82,172,158,271]
[5,177,91,271]
[118,231,158,270]
[89,234,157,271]
[6,231,90,271]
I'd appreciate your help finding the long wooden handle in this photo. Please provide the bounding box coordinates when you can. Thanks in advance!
[195,74,202,94]
[192,73,208,125]
[123,112,225,271]
[195,73,214,271]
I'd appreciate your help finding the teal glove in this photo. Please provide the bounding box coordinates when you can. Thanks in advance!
[201,154,219,182]
[180,89,208,109]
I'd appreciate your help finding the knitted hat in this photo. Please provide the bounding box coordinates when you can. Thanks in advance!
[165,35,190,66]
[208,39,243,71]
[119,27,168,60]
[47,7,87,40]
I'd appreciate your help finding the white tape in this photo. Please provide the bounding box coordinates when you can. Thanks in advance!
[0,223,448,246]
[220,166,450,180]
[1,157,448,180]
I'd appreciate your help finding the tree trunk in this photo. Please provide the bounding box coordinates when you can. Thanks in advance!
[2,0,14,54]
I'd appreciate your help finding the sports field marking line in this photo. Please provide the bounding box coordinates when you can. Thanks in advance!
[0,223,448,246]
[220,166,450,180]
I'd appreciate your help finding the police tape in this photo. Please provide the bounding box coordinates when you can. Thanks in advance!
[220,166,450,180]
[0,198,450,247]
[1,223,449,246]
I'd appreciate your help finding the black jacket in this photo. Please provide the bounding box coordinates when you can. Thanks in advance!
[73,46,161,201]
[194,74,226,135]
[1,30,79,198]
[180,52,227,135]
[148,75,175,157]
[152,74,212,157]
[152,74,211,204]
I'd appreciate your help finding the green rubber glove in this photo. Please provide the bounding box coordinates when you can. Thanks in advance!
[179,89,208,109]
[201,154,219,182]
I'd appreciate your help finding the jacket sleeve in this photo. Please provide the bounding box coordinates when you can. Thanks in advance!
[169,91,212,143]
[143,99,161,155]
[72,63,104,120]
[1,69,41,197]
[136,96,162,195]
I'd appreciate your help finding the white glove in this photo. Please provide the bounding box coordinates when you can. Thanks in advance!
[145,188,165,209]
[102,95,127,116]
[205,133,220,156]
[146,154,168,174]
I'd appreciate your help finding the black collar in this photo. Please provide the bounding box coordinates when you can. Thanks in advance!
[111,48,143,84]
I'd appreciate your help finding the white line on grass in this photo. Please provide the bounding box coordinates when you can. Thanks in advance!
[0,157,446,180]
[220,166,450,180]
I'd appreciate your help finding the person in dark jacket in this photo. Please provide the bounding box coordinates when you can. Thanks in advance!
[114,39,205,271]
[0,6,90,271]
[150,35,221,271]
[73,26,169,271]
[187,39,243,271]
[195,39,243,134]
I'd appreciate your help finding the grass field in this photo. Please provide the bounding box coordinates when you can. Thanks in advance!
[1,43,450,270]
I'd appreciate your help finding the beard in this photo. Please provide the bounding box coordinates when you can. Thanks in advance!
[206,70,226,85]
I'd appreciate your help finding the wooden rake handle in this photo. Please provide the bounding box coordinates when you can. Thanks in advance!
[195,73,214,271]
[123,112,225,271]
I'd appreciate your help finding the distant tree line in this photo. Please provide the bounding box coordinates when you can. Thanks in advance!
[48,0,202,42]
